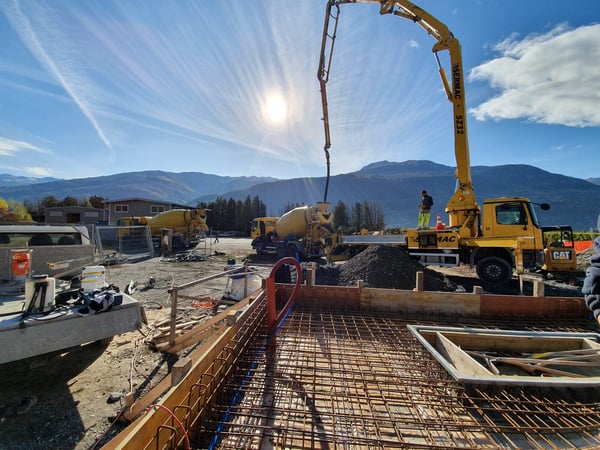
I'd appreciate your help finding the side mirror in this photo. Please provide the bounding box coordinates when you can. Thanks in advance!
[540,203,550,211]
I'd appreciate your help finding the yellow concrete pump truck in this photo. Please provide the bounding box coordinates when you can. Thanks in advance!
[318,0,578,285]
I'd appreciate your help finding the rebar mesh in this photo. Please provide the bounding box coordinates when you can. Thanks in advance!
[194,305,600,449]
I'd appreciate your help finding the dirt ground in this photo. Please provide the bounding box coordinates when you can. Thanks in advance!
[0,238,588,450]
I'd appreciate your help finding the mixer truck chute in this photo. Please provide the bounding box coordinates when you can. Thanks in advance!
[318,0,578,285]
[251,203,334,260]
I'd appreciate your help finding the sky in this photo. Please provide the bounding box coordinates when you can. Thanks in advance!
[0,0,599,182]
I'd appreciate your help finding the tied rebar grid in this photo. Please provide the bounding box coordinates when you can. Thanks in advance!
[198,306,600,449]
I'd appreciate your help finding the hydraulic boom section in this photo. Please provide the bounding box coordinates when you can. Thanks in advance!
[317,2,341,202]
[318,0,479,236]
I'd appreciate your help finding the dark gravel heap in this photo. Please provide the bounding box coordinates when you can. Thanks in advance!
[316,245,453,291]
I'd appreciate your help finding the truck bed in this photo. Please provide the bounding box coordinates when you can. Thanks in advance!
[0,293,142,364]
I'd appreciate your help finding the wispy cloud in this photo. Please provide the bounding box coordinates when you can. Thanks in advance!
[0,137,49,156]
[0,1,329,166]
[468,23,600,127]
[3,0,114,150]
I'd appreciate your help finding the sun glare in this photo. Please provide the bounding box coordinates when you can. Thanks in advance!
[264,94,287,124]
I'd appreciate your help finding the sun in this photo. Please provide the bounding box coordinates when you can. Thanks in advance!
[263,94,288,124]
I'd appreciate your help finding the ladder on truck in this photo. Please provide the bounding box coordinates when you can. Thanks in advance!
[304,213,322,259]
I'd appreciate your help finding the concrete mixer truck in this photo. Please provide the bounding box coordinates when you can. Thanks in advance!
[251,203,334,260]
[116,208,209,248]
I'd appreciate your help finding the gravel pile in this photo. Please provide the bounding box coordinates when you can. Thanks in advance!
[316,245,453,291]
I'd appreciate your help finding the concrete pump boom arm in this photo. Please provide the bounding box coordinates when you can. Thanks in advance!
[319,0,480,232]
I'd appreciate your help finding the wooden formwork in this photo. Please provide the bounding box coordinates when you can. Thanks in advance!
[103,289,268,450]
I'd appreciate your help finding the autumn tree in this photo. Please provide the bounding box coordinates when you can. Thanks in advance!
[0,197,33,222]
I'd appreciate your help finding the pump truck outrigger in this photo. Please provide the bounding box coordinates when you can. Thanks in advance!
[318,0,578,285]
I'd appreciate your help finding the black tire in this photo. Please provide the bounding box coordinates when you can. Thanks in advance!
[476,256,512,285]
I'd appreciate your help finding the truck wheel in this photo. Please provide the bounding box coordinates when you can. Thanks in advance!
[476,256,512,285]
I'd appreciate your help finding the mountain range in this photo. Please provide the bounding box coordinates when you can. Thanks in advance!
[1,161,599,230]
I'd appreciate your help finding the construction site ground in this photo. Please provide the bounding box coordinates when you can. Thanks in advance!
[0,238,591,450]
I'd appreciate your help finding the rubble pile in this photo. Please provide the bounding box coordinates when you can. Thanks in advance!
[578,245,596,272]
[316,245,453,291]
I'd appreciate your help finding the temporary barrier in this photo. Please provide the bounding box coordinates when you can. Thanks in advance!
[565,240,593,253]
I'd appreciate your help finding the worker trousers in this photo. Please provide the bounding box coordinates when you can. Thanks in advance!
[418,211,431,229]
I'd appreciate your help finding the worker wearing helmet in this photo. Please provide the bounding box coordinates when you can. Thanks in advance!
[417,190,434,229]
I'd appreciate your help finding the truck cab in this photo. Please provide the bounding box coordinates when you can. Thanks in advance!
[250,217,278,240]
[406,197,578,285]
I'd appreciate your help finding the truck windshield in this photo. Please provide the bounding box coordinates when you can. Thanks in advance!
[526,202,541,228]
[495,202,541,228]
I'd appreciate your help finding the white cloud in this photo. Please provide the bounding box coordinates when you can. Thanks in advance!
[24,166,53,176]
[0,137,49,156]
[469,24,600,127]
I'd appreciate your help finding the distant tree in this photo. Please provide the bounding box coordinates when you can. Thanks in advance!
[225,198,237,230]
[281,202,304,215]
[351,202,363,230]
[237,196,252,233]
[204,195,268,235]
[208,196,226,231]
[363,201,373,230]
[62,196,78,206]
[0,197,8,221]
[41,195,59,208]
[24,200,43,222]
[361,200,384,231]
[375,206,385,230]
[251,195,266,218]
[89,195,105,208]
[332,200,349,230]
[8,201,32,222]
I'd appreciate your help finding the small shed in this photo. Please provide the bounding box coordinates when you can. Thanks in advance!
[44,206,107,225]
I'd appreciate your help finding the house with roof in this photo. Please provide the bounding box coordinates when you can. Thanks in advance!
[102,198,193,225]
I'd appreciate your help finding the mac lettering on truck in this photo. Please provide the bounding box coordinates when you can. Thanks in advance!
[438,235,457,243]
[410,235,457,244]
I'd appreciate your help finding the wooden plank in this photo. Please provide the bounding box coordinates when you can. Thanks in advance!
[419,329,589,354]
[481,294,587,318]
[362,288,481,316]
[156,292,258,352]
[434,332,492,378]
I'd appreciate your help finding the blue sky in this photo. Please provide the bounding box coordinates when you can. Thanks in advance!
[0,0,598,182]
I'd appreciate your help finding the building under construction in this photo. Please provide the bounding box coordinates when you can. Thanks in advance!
[104,257,600,450]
